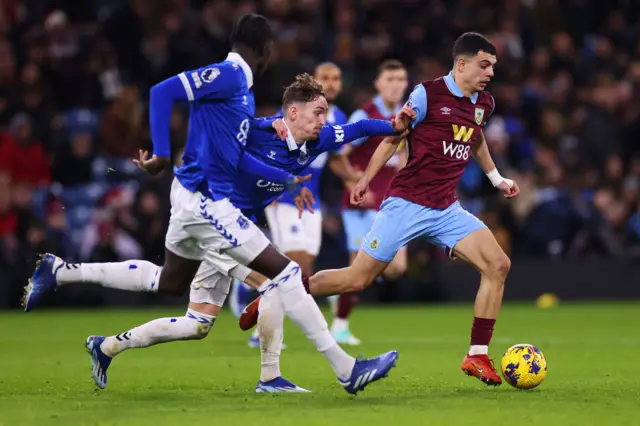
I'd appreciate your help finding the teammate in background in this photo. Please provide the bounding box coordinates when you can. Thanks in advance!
[240,33,520,387]
[331,60,410,345]
[229,62,354,348]
[24,15,399,396]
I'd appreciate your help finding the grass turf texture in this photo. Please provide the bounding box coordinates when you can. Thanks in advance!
[1,303,639,426]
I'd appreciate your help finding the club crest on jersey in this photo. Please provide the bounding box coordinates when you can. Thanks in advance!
[370,239,379,250]
[237,216,249,230]
[475,108,485,125]
[297,151,309,165]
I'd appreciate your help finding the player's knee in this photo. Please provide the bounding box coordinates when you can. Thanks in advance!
[486,252,511,283]
[349,274,372,293]
[383,261,406,280]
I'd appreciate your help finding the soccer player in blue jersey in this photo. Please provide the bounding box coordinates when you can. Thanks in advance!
[229,63,355,348]
[23,15,399,395]
[201,73,413,392]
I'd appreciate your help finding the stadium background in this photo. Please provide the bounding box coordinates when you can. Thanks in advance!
[1,0,639,309]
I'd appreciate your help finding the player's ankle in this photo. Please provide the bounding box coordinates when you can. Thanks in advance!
[468,345,488,356]
[331,317,349,332]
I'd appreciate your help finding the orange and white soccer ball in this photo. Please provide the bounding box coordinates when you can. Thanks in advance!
[500,344,547,389]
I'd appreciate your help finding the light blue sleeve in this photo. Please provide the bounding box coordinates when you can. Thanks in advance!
[406,84,427,128]
[176,63,241,101]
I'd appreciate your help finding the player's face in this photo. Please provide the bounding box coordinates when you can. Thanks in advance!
[291,96,329,140]
[314,65,342,102]
[460,50,497,92]
[375,69,408,105]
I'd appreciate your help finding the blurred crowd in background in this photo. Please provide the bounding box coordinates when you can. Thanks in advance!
[1,0,639,306]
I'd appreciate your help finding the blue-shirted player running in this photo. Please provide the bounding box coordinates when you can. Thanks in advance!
[23,15,400,395]
[229,63,354,348]
[201,73,412,390]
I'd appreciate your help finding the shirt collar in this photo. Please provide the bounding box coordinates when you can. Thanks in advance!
[283,120,307,154]
[372,95,402,118]
[225,52,253,89]
[444,71,478,104]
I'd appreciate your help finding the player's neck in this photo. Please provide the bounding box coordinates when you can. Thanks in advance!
[283,117,304,144]
[380,98,396,113]
[452,71,475,98]
[230,46,258,76]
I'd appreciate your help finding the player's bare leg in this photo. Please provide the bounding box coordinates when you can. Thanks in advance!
[310,249,389,296]
[453,228,511,386]
[331,247,407,345]
[239,248,388,332]
[284,250,315,277]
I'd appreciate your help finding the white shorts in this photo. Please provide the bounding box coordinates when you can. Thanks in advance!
[264,202,323,256]
[165,178,268,306]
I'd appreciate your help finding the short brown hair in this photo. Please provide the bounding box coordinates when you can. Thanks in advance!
[282,73,325,108]
[377,59,405,77]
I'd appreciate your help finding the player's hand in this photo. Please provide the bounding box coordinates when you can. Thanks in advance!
[293,174,312,184]
[392,105,416,132]
[271,119,288,141]
[133,150,170,176]
[294,187,315,218]
[350,180,370,206]
[496,178,520,198]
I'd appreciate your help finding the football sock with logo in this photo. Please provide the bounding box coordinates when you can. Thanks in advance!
[257,289,283,382]
[100,309,215,357]
[56,261,160,293]
[469,317,496,356]
[274,262,355,380]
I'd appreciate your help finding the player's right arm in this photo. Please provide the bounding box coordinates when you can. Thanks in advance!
[350,134,405,205]
[351,85,426,205]
[146,64,242,173]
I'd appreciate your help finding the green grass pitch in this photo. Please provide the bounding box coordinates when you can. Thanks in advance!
[1,302,639,426]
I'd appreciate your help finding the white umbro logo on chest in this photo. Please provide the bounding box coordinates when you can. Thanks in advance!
[440,107,451,115]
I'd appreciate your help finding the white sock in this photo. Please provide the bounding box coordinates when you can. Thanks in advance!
[57,260,160,293]
[273,262,355,380]
[258,289,283,382]
[469,345,489,356]
[100,308,215,357]
[331,317,349,333]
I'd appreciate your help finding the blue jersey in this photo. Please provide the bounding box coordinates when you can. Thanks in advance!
[149,53,296,202]
[277,105,348,209]
[231,118,398,219]
[150,52,255,200]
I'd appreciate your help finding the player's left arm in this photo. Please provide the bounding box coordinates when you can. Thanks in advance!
[239,151,312,197]
[473,130,520,198]
[318,119,404,152]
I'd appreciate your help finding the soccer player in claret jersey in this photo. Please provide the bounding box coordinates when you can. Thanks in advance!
[331,60,410,345]
[240,32,520,386]
[23,15,399,395]
[229,63,351,348]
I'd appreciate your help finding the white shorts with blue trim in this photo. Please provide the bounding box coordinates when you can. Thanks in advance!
[264,202,323,256]
[165,178,267,306]
[362,197,487,263]
[341,209,378,253]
